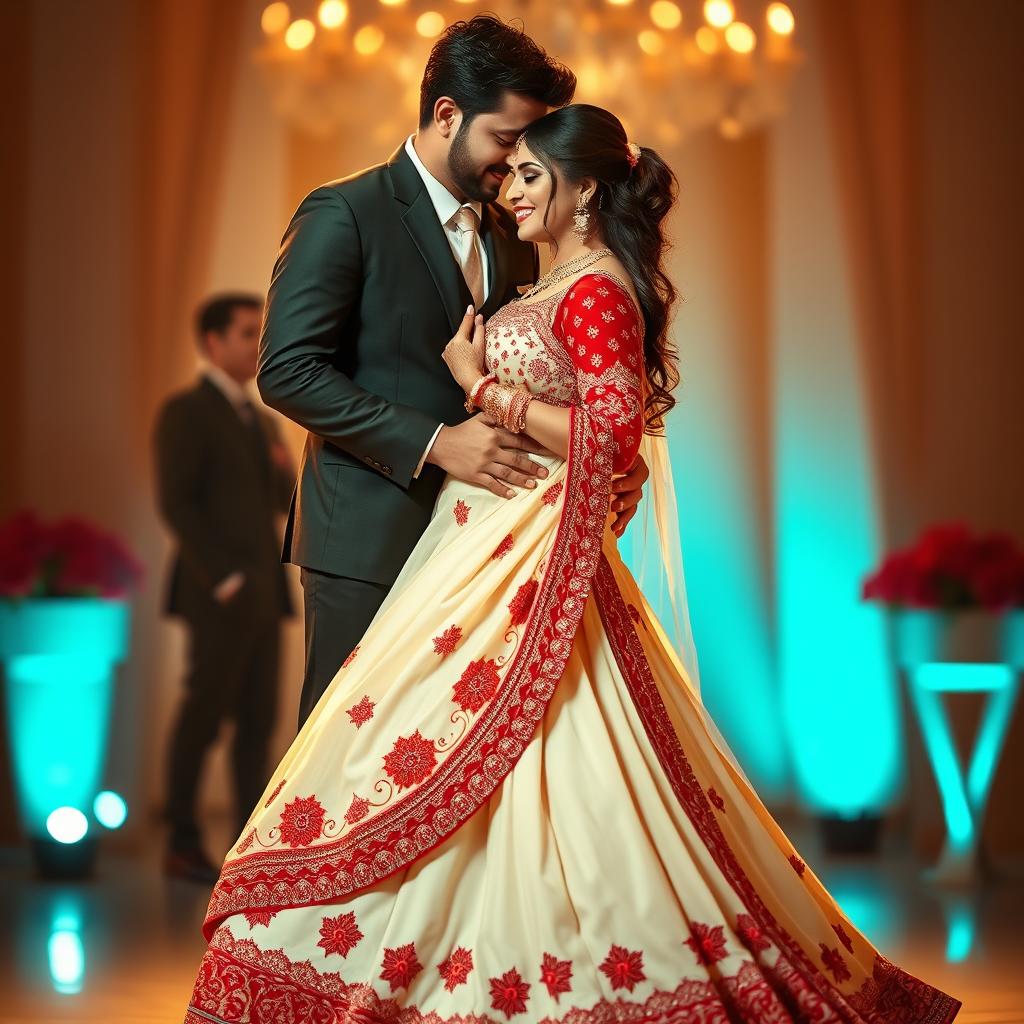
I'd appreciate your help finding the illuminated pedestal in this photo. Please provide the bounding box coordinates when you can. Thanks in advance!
[893,609,1023,886]
[0,599,130,876]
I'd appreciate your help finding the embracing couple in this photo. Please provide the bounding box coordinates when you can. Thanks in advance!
[183,15,960,1024]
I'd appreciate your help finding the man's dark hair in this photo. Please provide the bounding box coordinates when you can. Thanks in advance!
[419,15,575,128]
[194,292,263,345]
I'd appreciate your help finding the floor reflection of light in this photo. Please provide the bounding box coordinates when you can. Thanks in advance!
[48,904,85,995]
[827,876,894,947]
[940,895,977,963]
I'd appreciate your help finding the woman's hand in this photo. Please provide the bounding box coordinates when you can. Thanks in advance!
[442,306,487,393]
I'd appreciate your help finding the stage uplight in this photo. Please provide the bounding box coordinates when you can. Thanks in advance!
[94,790,128,830]
[46,807,88,845]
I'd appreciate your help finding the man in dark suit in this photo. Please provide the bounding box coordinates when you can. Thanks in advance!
[155,293,295,883]
[258,16,649,730]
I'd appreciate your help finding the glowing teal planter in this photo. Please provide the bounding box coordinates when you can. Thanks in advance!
[0,598,130,870]
[893,608,1023,885]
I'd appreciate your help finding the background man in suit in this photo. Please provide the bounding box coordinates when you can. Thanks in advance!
[155,293,295,883]
[258,16,649,730]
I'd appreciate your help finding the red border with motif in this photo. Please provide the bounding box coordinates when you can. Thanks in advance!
[590,557,961,1024]
[202,406,616,939]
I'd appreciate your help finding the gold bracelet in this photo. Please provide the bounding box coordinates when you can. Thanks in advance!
[479,381,532,433]
[465,372,497,412]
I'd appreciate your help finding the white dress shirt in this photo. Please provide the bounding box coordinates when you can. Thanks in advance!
[404,134,491,478]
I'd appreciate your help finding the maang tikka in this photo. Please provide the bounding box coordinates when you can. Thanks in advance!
[572,193,590,240]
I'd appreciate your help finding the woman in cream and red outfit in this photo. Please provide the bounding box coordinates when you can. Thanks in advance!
[184,105,960,1024]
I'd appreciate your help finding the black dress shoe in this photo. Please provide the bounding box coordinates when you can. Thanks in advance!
[163,846,220,885]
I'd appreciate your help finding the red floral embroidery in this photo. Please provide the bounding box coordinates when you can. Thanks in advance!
[736,913,771,953]
[438,946,474,991]
[789,854,806,876]
[627,603,642,624]
[541,479,564,505]
[263,778,286,807]
[317,911,363,958]
[342,645,360,667]
[707,787,725,811]
[234,829,255,855]
[453,499,470,526]
[382,730,438,790]
[507,578,539,626]
[344,794,370,824]
[684,922,729,965]
[453,658,500,714]
[432,625,462,657]
[833,921,854,953]
[820,943,852,983]
[380,942,423,992]
[277,795,325,847]
[243,908,277,928]
[489,967,530,1018]
[346,695,375,729]
[598,944,646,992]
[539,952,573,1001]
[491,533,514,559]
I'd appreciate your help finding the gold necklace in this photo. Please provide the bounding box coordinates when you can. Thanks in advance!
[516,247,614,302]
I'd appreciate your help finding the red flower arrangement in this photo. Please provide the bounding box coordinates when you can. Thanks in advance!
[861,522,1024,612]
[0,510,144,599]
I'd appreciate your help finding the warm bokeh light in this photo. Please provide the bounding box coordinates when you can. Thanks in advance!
[650,1,682,30]
[766,1,795,35]
[416,11,446,37]
[354,24,385,55]
[261,2,290,35]
[284,18,316,50]
[704,0,734,29]
[607,0,634,6]
[318,0,348,28]
[638,29,665,56]
[695,25,720,54]
[724,20,756,53]
[718,114,742,138]
[379,0,406,6]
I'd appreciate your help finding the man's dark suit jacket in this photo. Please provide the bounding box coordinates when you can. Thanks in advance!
[154,377,294,620]
[257,142,538,586]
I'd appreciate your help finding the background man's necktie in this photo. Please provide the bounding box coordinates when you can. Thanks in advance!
[450,205,485,308]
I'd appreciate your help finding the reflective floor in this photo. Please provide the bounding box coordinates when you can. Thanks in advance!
[2,817,1021,1023]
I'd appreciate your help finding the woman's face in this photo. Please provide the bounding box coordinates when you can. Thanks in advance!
[505,140,579,246]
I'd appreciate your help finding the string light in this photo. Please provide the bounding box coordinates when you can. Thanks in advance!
[353,24,385,54]
[285,18,316,50]
[638,29,665,55]
[416,11,446,37]
[318,0,347,28]
[724,21,755,53]
[704,0,734,29]
[260,2,290,35]
[650,1,682,30]
[766,2,795,35]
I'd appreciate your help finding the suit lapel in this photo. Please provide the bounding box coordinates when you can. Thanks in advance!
[388,144,472,334]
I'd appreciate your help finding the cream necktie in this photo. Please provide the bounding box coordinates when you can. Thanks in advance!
[450,205,485,309]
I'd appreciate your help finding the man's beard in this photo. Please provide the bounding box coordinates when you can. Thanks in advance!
[448,122,506,203]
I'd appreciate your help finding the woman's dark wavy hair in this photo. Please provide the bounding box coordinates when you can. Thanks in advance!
[521,104,680,433]
[419,15,576,128]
